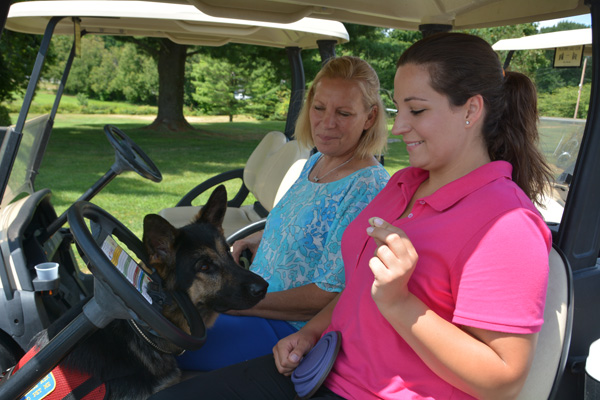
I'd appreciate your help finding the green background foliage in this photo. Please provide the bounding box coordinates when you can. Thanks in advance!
[2,19,591,123]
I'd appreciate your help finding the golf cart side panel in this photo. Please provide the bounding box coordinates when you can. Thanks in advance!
[0,189,90,349]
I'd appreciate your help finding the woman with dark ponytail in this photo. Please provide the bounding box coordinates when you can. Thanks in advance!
[151,33,552,400]
[394,32,553,205]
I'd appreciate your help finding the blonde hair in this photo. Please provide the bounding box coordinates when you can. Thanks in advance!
[294,56,388,159]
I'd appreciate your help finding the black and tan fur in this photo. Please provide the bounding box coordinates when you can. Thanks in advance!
[31,185,268,399]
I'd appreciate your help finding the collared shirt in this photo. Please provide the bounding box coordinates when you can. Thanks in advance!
[325,161,551,400]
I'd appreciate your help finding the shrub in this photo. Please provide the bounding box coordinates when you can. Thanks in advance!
[0,105,11,126]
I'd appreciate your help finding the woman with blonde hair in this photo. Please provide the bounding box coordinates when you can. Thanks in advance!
[176,55,390,372]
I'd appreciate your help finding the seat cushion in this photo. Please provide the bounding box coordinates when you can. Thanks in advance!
[516,246,570,399]
[244,132,310,211]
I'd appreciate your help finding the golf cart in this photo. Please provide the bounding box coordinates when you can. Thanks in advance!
[152,1,595,399]
[0,0,599,398]
[0,3,348,398]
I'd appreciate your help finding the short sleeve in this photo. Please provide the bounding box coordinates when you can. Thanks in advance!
[452,208,551,334]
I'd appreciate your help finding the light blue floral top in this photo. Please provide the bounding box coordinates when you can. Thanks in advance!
[250,152,389,329]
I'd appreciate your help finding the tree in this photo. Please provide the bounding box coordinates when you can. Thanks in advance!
[339,24,421,92]
[146,39,191,131]
[45,36,158,103]
[243,59,287,120]
[0,30,41,125]
[189,56,242,121]
[105,36,192,131]
[190,43,307,121]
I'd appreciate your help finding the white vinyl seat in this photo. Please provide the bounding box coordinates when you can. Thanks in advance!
[159,131,310,237]
[516,245,573,400]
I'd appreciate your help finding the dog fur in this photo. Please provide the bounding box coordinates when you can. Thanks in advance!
[28,185,268,399]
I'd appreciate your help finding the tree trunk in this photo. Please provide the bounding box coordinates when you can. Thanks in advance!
[146,39,194,131]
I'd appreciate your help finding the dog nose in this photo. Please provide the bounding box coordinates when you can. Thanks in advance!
[248,281,268,299]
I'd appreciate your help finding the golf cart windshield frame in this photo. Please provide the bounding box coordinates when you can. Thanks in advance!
[0,16,77,210]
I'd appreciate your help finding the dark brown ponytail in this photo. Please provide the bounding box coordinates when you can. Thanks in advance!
[397,32,553,206]
[487,70,553,206]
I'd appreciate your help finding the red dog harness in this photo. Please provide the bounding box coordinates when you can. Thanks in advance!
[5,346,107,400]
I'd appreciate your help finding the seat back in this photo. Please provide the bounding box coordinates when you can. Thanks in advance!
[516,245,573,400]
[243,131,310,211]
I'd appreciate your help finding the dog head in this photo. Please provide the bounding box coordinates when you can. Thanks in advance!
[142,185,268,328]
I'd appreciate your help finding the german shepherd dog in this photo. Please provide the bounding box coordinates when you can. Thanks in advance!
[15,185,268,399]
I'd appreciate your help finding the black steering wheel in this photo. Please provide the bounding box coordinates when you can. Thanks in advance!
[67,201,207,350]
[104,124,162,182]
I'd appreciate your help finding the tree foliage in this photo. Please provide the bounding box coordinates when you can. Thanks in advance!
[0,30,41,125]
[4,17,592,126]
[189,55,242,121]
[46,36,158,103]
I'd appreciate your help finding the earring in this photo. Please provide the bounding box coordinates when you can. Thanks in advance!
[465,120,470,125]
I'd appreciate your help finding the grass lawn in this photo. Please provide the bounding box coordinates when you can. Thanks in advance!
[33,114,409,238]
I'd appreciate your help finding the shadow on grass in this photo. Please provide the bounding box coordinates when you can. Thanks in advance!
[35,120,285,215]
[35,118,409,237]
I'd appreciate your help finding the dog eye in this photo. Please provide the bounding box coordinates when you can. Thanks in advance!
[198,264,210,272]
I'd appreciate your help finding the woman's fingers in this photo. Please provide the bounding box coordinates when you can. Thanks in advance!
[366,217,419,308]
[366,217,417,262]
[273,333,314,376]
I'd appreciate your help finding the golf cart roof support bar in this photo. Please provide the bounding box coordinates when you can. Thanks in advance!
[14,17,63,133]
[419,24,452,37]
[503,50,515,70]
[317,39,337,66]
[0,16,64,207]
[556,0,600,271]
[28,23,82,193]
[50,20,80,120]
[285,46,305,140]
[0,16,63,209]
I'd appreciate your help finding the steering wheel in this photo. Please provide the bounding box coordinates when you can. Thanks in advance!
[104,124,162,182]
[67,201,207,350]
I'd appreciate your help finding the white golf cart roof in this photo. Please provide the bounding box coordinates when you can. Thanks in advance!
[141,0,589,31]
[5,0,349,48]
[493,28,592,56]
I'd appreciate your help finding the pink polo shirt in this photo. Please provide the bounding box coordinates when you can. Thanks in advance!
[324,161,551,400]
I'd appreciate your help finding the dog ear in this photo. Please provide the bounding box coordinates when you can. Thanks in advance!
[143,214,179,275]
[194,185,227,232]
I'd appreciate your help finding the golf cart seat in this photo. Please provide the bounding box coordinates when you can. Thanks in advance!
[159,131,310,237]
[516,244,573,400]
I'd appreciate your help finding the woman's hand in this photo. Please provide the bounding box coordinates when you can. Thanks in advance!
[366,217,419,313]
[272,294,340,376]
[231,230,263,264]
[273,330,318,376]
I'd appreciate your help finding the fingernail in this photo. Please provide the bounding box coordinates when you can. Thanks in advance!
[373,217,384,227]
[290,353,300,363]
[366,226,374,234]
